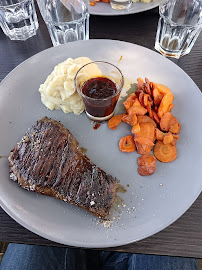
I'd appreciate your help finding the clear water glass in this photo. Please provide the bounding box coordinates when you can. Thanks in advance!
[155,0,202,59]
[37,0,89,47]
[110,0,132,10]
[0,0,39,41]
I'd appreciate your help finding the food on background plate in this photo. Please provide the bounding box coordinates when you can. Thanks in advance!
[132,0,155,3]
[108,77,181,176]
[90,0,154,6]
[8,117,119,218]
[39,57,101,115]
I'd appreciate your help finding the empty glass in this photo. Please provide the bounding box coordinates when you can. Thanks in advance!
[155,0,202,59]
[0,0,39,41]
[37,0,89,47]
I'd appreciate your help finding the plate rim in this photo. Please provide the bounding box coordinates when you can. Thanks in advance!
[89,0,161,16]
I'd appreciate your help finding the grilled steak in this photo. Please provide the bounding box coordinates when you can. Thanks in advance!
[8,117,119,217]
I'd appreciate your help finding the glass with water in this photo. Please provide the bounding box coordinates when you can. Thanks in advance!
[0,0,39,41]
[155,0,202,59]
[37,0,89,46]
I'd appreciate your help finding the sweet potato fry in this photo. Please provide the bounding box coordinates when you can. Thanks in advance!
[158,92,174,118]
[156,84,171,94]
[101,0,110,3]
[108,115,122,130]
[119,135,136,152]
[127,99,147,116]
[137,115,157,128]
[122,113,137,126]
[163,132,173,144]
[138,154,156,176]
[154,141,177,162]
[123,93,136,110]
[134,137,154,146]
[90,1,95,5]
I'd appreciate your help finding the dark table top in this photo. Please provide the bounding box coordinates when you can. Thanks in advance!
[0,5,202,258]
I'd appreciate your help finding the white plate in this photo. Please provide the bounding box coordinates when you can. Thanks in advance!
[0,40,202,248]
[89,0,161,16]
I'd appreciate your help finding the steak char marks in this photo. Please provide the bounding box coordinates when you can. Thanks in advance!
[8,117,119,217]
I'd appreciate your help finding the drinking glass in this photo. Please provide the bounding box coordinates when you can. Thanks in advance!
[0,0,39,41]
[155,0,202,59]
[110,0,132,10]
[37,0,89,47]
[74,61,124,122]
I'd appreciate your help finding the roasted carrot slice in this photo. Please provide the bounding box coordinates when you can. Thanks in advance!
[134,122,155,142]
[169,122,181,134]
[143,78,151,95]
[152,110,160,125]
[122,113,137,126]
[146,101,153,118]
[137,115,157,128]
[127,99,147,116]
[90,1,95,5]
[134,122,155,154]
[119,135,136,152]
[171,134,180,146]
[154,141,177,163]
[134,137,154,146]
[138,92,145,107]
[155,128,164,141]
[131,123,140,134]
[163,132,173,144]
[143,93,150,107]
[136,142,153,155]
[160,112,177,132]
[168,103,174,112]
[137,78,144,90]
[150,82,156,91]
[158,92,174,118]
[153,87,164,106]
[101,0,110,2]
[156,84,171,94]
[108,115,122,130]
[138,154,157,176]
[123,93,136,110]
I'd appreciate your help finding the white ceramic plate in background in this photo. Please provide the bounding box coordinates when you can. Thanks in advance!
[0,39,201,248]
[89,0,161,16]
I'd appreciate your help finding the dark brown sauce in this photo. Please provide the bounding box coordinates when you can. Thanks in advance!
[81,77,120,118]
[93,123,101,130]
[82,77,117,99]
